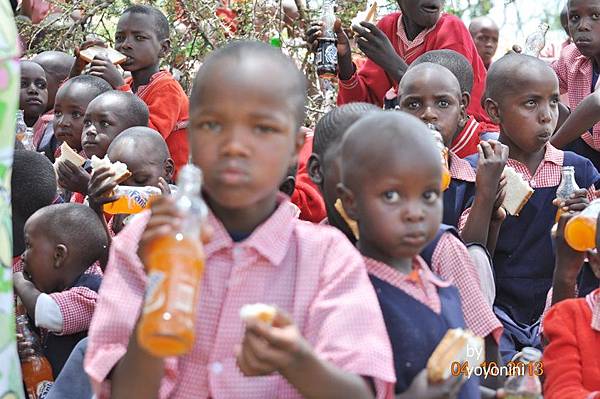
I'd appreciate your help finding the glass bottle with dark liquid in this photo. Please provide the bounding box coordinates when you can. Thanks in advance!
[315,0,337,79]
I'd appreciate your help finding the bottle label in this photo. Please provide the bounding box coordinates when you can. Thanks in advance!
[37,380,53,398]
[173,282,195,315]
[324,44,337,65]
[143,271,165,314]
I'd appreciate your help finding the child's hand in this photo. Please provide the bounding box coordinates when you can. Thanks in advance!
[57,160,91,195]
[552,188,589,213]
[71,39,106,77]
[554,213,586,279]
[89,54,125,89]
[396,369,463,399]
[351,21,405,82]
[491,174,508,222]
[475,141,509,200]
[87,166,120,213]
[157,177,171,195]
[306,19,351,59]
[236,310,311,377]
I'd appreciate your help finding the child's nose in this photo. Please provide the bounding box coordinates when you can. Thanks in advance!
[220,128,251,157]
[420,107,437,123]
[27,83,38,94]
[402,203,425,222]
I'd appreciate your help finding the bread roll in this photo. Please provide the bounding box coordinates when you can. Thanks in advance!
[240,303,277,325]
[90,155,132,184]
[427,328,484,382]
[79,46,127,65]
[501,166,534,216]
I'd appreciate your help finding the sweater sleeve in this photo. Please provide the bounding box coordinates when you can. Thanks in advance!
[543,300,595,399]
[142,80,185,141]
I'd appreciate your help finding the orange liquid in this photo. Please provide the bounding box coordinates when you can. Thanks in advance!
[565,215,597,251]
[138,235,205,357]
[555,208,563,224]
[442,167,451,191]
[22,357,53,399]
[103,188,159,215]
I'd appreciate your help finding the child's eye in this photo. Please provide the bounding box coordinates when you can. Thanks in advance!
[100,121,110,128]
[423,190,439,203]
[407,101,421,110]
[437,100,450,108]
[570,15,580,22]
[135,35,146,41]
[551,98,560,106]
[382,191,400,204]
[254,125,277,134]
[20,79,27,89]
[35,80,47,90]
[83,120,92,127]
[198,121,222,133]
[115,35,124,42]
[525,100,537,108]
[593,13,600,20]
[73,111,82,119]
[54,111,62,117]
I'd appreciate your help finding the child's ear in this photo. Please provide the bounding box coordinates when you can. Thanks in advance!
[336,183,358,221]
[164,158,175,183]
[159,39,171,59]
[484,98,501,124]
[54,244,68,269]
[459,92,469,126]
[307,154,324,186]
[461,91,471,109]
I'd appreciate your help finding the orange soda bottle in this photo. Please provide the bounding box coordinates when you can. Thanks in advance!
[427,124,451,191]
[15,308,54,398]
[555,166,579,223]
[137,165,207,357]
[103,185,162,215]
[564,199,600,251]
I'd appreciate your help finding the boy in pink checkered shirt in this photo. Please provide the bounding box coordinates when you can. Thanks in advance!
[84,41,395,399]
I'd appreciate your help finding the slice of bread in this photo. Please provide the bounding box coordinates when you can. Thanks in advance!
[240,303,277,325]
[427,328,484,382]
[90,155,132,184]
[365,2,378,23]
[54,142,86,169]
[502,166,534,216]
[79,46,127,65]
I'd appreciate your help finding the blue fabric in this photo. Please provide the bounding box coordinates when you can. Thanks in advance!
[43,272,102,377]
[564,137,600,174]
[370,275,480,397]
[443,178,475,228]
[46,338,92,399]
[494,151,600,324]
[494,306,541,364]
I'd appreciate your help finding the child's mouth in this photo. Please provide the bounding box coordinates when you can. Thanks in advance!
[421,4,440,14]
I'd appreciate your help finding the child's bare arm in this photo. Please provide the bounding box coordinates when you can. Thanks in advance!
[461,141,508,246]
[237,312,374,399]
[13,272,40,322]
[551,92,600,149]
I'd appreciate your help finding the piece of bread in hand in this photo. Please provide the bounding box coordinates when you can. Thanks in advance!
[90,155,132,184]
[427,328,484,383]
[54,142,86,171]
[79,46,127,65]
[239,303,277,325]
[501,166,534,216]
[365,1,378,23]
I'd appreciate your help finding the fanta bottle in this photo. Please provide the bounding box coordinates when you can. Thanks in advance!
[16,312,54,398]
[565,199,600,251]
[137,165,207,357]
[103,185,162,215]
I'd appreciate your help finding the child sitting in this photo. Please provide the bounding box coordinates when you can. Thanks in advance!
[85,41,395,398]
[19,60,48,128]
[31,51,74,155]
[87,126,174,235]
[337,110,479,397]
[73,4,189,175]
[398,62,507,251]
[411,49,500,158]
[13,203,108,377]
[81,90,149,160]
[307,0,489,122]
[482,54,599,359]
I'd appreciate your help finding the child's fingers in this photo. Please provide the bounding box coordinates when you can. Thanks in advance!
[479,140,494,159]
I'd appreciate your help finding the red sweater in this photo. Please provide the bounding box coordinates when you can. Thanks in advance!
[120,71,190,177]
[451,116,499,158]
[338,13,489,123]
[543,293,600,399]
[291,134,327,223]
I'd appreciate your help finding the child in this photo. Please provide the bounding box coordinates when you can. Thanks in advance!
[551,0,600,170]
[307,0,489,122]
[81,90,149,159]
[84,41,395,398]
[53,75,111,195]
[13,203,108,377]
[74,5,189,175]
[468,16,499,70]
[398,62,507,250]
[309,102,380,243]
[19,60,48,127]
[411,49,500,158]
[337,110,479,397]
[87,126,174,235]
[31,51,75,154]
[482,54,599,355]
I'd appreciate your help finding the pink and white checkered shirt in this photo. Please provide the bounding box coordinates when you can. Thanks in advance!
[552,44,600,151]
[85,196,396,399]
[364,255,451,314]
[449,151,477,183]
[431,233,503,342]
[13,258,102,335]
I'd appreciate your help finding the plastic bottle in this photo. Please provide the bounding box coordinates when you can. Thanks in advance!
[16,110,27,142]
[555,166,579,222]
[427,124,451,191]
[504,347,543,399]
[103,185,162,215]
[16,314,54,399]
[523,23,549,57]
[565,199,600,251]
[315,0,337,79]
[138,165,207,357]
[21,127,35,151]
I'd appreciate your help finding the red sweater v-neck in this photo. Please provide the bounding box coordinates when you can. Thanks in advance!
[338,13,489,123]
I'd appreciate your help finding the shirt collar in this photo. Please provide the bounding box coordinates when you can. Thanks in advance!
[396,11,439,49]
[449,151,477,182]
[204,193,297,266]
[586,288,600,332]
[364,255,450,289]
